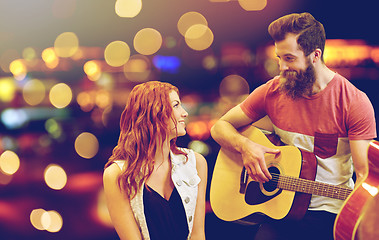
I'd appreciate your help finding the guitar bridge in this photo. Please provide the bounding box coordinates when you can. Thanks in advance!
[240,167,248,194]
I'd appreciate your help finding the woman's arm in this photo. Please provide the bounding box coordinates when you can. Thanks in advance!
[190,152,208,240]
[103,163,143,240]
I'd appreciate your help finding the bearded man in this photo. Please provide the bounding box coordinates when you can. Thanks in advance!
[211,12,376,240]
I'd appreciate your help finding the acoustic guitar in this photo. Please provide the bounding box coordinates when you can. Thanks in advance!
[333,140,379,240]
[210,125,353,224]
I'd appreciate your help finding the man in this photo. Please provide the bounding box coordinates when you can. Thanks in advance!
[211,12,376,240]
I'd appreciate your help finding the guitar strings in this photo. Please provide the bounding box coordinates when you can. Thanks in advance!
[266,173,352,200]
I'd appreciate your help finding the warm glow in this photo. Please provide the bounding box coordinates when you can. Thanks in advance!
[49,83,72,108]
[54,32,79,58]
[238,0,267,11]
[95,90,111,109]
[0,150,20,175]
[83,60,102,81]
[115,0,142,18]
[324,40,371,66]
[186,121,210,140]
[77,91,95,112]
[9,59,27,80]
[44,164,67,190]
[219,74,250,103]
[30,208,47,231]
[75,132,99,159]
[202,55,218,70]
[42,48,59,69]
[23,79,46,106]
[0,171,13,185]
[177,12,208,37]
[23,47,37,61]
[133,28,163,55]
[104,41,130,67]
[185,24,214,51]
[41,210,63,233]
[0,77,16,103]
[362,182,379,197]
[123,54,151,82]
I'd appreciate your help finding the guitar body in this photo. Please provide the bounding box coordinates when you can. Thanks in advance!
[334,140,379,240]
[210,126,317,223]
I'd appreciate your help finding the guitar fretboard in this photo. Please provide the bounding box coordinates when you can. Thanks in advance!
[271,173,352,200]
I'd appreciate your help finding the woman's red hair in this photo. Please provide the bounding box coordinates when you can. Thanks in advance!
[105,81,187,199]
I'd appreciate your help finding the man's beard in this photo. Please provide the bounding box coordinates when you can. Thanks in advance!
[279,62,316,99]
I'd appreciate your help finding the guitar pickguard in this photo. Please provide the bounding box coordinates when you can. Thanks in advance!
[245,166,282,205]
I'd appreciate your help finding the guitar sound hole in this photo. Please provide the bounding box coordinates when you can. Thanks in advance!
[262,166,280,192]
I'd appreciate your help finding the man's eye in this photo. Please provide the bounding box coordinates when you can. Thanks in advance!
[285,57,294,61]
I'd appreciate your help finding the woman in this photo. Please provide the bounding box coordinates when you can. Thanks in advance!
[103,81,207,240]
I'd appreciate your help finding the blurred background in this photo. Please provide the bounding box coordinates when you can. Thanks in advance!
[0,0,378,239]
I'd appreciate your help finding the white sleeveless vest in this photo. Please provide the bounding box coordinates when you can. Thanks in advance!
[114,148,200,240]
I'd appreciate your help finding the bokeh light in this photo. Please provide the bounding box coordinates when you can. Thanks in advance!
[123,54,152,82]
[0,150,20,175]
[77,91,95,112]
[83,60,102,81]
[186,121,210,140]
[104,41,130,67]
[44,164,67,190]
[49,83,73,108]
[30,208,47,231]
[45,118,63,139]
[54,32,79,58]
[177,11,208,37]
[42,210,63,233]
[22,47,37,61]
[133,28,163,55]
[185,24,214,51]
[202,55,218,70]
[238,0,267,11]
[74,132,99,159]
[219,74,250,103]
[9,59,27,80]
[115,0,142,18]
[188,140,210,156]
[42,48,60,69]
[22,79,46,106]
[0,77,17,103]
[95,90,112,109]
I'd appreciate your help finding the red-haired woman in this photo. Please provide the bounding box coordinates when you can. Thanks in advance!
[103,81,207,240]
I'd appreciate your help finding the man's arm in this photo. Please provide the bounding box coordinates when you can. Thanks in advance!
[350,139,371,186]
[210,105,279,182]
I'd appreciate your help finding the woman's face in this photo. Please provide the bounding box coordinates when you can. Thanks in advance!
[168,91,188,139]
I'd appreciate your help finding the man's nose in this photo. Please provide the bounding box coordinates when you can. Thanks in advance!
[279,60,288,72]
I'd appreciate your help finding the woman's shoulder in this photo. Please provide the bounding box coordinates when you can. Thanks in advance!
[193,151,206,165]
[103,161,123,182]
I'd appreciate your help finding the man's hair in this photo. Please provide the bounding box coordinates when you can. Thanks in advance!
[268,12,326,61]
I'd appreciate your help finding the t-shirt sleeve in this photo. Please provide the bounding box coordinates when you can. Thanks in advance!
[240,81,271,122]
[348,92,377,140]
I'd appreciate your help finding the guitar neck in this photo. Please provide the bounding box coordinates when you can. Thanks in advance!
[274,174,352,200]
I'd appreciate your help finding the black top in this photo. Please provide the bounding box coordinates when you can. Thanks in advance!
[143,185,189,240]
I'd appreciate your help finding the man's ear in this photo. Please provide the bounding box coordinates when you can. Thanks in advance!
[313,48,322,63]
